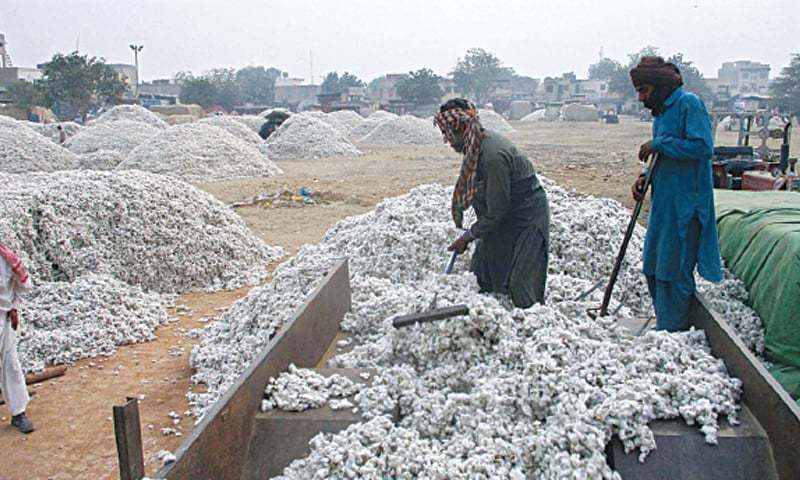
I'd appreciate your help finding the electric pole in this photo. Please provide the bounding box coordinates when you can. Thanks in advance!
[129,44,144,97]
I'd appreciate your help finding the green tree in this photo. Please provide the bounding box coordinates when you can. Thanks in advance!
[666,53,711,100]
[451,48,513,105]
[6,80,45,110]
[37,52,127,121]
[396,68,444,106]
[236,66,281,105]
[588,58,623,81]
[770,53,800,117]
[178,74,217,108]
[321,71,365,94]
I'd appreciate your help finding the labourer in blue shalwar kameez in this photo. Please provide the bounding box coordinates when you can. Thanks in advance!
[629,56,723,332]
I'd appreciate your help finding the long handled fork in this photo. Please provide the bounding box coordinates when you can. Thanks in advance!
[588,153,659,319]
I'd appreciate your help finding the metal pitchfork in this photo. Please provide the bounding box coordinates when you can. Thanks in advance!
[587,152,660,319]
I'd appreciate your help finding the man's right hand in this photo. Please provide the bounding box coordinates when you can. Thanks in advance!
[631,175,646,202]
[8,309,19,331]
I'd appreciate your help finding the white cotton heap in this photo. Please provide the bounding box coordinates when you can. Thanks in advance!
[76,150,127,170]
[263,114,362,160]
[25,121,82,143]
[231,115,267,133]
[478,109,515,133]
[0,115,80,173]
[0,170,283,293]
[65,120,160,155]
[187,180,762,478]
[326,110,365,134]
[357,115,442,145]
[348,111,399,140]
[261,364,362,412]
[118,123,282,182]
[697,274,766,356]
[16,274,171,372]
[198,116,264,146]
[90,104,168,129]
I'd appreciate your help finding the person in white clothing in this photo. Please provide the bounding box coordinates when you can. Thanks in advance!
[0,243,34,434]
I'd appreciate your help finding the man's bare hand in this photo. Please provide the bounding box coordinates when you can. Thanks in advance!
[638,141,654,162]
[632,176,646,202]
[448,235,471,254]
[8,309,19,331]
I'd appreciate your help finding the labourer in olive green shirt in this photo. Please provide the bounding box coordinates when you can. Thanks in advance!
[435,99,550,308]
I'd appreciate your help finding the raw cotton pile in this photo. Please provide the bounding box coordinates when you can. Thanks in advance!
[119,123,282,182]
[25,121,82,142]
[16,274,170,372]
[561,104,600,122]
[478,109,515,133]
[348,110,399,140]
[231,115,267,133]
[263,114,361,160]
[65,120,160,155]
[0,115,80,173]
[357,115,441,145]
[520,109,547,122]
[191,183,744,478]
[91,104,168,129]
[261,364,361,412]
[326,110,364,134]
[698,274,766,355]
[0,170,283,292]
[77,150,127,170]
[199,116,264,145]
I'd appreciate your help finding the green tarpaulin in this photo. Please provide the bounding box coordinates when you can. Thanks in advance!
[714,190,800,400]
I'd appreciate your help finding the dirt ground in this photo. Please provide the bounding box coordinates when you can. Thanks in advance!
[0,118,793,479]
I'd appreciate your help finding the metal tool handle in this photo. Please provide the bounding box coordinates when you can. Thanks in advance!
[597,152,659,317]
[443,250,458,274]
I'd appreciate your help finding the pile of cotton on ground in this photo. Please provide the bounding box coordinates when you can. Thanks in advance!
[118,123,282,182]
[25,121,82,142]
[0,116,80,173]
[76,150,126,170]
[479,109,515,133]
[91,104,168,129]
[199,116,264,145]
[16,274,170,372]
[190,182,750,478]
[231,115,267,133]
[326,110,365,134]
[348,110,399,140]
[262,114,361,160]
[0,170,282,293]
[357,115,442,145]
[64,120,160,155]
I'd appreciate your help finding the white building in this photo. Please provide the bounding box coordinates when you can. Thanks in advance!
[716,61,770,96]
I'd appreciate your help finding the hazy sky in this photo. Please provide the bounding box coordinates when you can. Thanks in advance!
[3,0,797,83]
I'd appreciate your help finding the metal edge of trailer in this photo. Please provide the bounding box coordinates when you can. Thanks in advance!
[153,258,351,480]
[690,293,800,480]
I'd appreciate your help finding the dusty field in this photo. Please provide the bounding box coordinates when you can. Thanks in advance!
[2,118,787,479]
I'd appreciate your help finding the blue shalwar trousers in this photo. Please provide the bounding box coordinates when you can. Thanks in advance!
[645,218,701,332]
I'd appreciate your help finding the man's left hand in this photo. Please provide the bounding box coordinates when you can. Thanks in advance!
[8,309,19,331]
[638,141,654,162]
[448,234,472,254]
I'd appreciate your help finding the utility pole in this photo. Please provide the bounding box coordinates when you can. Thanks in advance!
[129,44,144,97]
[309,50,314,85]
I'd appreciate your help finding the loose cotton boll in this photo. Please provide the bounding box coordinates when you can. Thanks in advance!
[0,116,80,173]
[119,123,282,182]
[231,114,267,133]
[65,120,160,155]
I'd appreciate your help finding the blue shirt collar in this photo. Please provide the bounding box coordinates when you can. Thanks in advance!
[661,86,684,110]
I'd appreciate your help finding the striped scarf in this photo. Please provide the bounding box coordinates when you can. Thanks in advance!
[0,243,29,286]
[434,104,485,228]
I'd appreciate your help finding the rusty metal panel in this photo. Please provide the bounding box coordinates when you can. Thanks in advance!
[155,258,351,480]
[690,293,800,480]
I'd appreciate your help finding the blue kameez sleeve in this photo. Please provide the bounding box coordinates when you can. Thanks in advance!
[652,96,713,161]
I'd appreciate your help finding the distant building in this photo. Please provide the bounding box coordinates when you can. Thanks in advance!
[108,63,138,87]
[0,33,12,68]
[716,61,770,97]
[274,72,320,110]
[538,73,612,105]
[367,73,408,103]
[317,86,370,114]
[138,78,180,98]
[0,67,42,104]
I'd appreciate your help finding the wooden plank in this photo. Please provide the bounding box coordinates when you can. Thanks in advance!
[690,293,800,480]
[113,397,145,480]
[155,258,351,480]
[25,365,67,385]
[392,304,470,328]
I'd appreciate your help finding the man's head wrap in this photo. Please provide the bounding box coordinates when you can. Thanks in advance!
[434,99,485,228]
[630,56,683,116]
